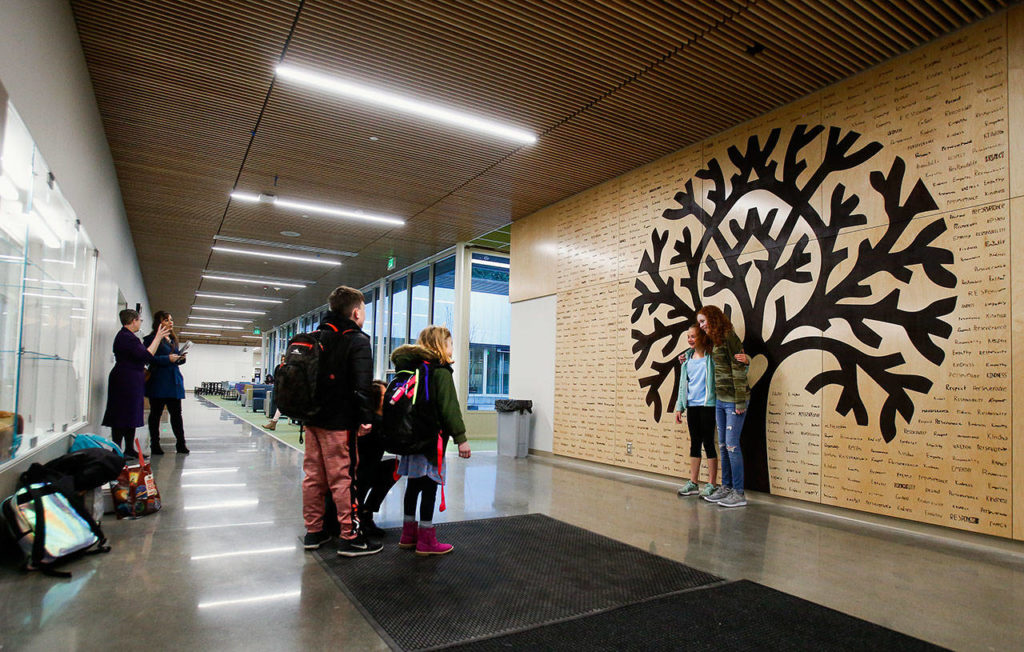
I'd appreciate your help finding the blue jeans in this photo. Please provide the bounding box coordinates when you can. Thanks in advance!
[716,400,747,493]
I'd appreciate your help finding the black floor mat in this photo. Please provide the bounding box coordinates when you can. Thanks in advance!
[313,513,722,651]
[447,579,945,651]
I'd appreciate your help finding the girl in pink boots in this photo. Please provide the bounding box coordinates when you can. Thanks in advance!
[393,326,471,555]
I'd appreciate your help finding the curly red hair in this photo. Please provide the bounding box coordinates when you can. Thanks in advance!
[697,305,734,347]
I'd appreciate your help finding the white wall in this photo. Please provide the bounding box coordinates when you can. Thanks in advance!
[179,343,261,390]
[509,295,556,452]
[0,0,148,315]
[0,0,150,492]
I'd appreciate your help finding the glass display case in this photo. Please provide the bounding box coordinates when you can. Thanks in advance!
[1,100,97,466]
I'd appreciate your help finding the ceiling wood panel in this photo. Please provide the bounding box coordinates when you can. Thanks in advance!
[70,0,1016,336]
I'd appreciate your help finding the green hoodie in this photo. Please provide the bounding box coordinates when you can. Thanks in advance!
[390,344,467,445]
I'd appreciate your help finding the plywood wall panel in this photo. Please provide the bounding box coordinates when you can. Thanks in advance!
[1011,196,1024,540]
[517,12,1023,538]
[1011,5,1024,199]
[510,205,559,302]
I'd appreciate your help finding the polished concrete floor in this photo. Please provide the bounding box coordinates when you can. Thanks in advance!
[2,396,1023,651]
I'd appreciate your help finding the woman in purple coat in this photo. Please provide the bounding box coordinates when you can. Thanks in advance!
[102,309,169,457]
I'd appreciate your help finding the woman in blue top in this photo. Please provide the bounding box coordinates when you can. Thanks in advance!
[675,324,719,498]
[143,311,189,455]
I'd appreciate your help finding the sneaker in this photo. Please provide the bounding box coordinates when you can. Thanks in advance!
[719,491,747,508]
[700,483,718,498]
[704,486,732,503]
[677,480,700,496]
[337,534,383,557]
[303,530,331,550]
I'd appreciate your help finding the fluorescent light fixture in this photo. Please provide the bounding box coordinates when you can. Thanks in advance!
[213,235,356,257]
[212,245,340,266]
[70,315,87,320]
[230,191,405,227]
[188,316,252,324]
[241,336,262,340]
[275,64,537,145]
[180,468,238,476]
[198,590,300,610]
[23,292,86,302]
[179,331,220,337]
[186,323,245,330]
[184,499,258,512]
[202,274,307,288]
[229,191,261,203]
[41,258,74,266]
[186,520,274,531]
[195,293,283,304]
[0,254,22,261]
[191,546,294,561]
[474,259,510,269]
[192,306,266,315]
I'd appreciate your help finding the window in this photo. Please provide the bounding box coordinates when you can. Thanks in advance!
[363,287,376,352]
[431,255,455,333]
[1,102,97,466]
[389,276,408,354]
[467,252,510,410]
[410,267,430,342]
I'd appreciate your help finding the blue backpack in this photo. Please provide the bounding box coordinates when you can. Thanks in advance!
[69,433,123,457]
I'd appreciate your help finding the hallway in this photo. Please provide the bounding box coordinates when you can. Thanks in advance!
[2,396,1022,651]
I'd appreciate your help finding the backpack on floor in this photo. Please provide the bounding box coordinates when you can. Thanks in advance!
[274,324,355,421]
[28,449,126,492]
[380,362,441,455]
[1,482,110,577]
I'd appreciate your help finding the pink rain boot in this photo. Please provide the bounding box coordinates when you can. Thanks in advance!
[415,526,453,556]
[399,521,418,549]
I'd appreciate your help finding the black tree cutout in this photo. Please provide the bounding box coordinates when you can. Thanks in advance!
[631,125,958,492]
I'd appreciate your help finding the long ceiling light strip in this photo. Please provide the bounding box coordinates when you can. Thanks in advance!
[213,235,357,257]
[275,64,537,145]
[185,323,246,330]
[192,306,266,315]
[179,331,220,337]
[202,274,306,288]
[195,293,283,304]
[211,245,341,266]
[230,191,405,227]
[188,316,252,323]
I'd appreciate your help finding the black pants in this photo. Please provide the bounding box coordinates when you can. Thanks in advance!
[403,476,438,523]
[356,435,398,514]
[111,427,137,456]
[148,397,186,449]
[686,405,718,458]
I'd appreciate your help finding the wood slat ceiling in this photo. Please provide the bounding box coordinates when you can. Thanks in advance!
[70,0,1016,342]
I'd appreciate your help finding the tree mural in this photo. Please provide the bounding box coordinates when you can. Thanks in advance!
[631,125,958,492]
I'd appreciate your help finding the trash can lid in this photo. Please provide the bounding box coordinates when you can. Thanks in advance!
[494,399,533,414]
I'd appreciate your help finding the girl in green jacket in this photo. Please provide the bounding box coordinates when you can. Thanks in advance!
[394,325,471,556]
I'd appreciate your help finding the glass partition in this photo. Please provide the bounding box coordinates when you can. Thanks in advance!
[467,252,509,410]
[1,102,97,466]
[410,267,430,342]
[389,276,408,353]
[431,255,456,333]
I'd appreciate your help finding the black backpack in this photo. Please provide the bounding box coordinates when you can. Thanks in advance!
[274,324,354,421]
[381,362,441,455]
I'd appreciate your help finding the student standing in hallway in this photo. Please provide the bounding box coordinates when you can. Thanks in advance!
[144,311,189,455]
[698,305,750,508]
[675,323,719,498]
[301,286,381,556]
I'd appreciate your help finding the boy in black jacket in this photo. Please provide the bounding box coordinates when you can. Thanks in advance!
[301,286,381,556]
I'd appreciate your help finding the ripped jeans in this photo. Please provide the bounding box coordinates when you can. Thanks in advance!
[716,400,747,493]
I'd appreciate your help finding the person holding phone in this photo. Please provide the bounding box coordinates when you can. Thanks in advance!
[143,311,189,455]
[103,309,170,457]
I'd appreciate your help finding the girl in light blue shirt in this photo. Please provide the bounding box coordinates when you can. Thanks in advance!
[675,324,718,497]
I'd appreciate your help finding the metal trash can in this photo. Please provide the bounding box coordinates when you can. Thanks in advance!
[495,399,533,458]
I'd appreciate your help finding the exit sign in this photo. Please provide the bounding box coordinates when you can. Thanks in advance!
[253,328,261,335]
[387,256,396,271]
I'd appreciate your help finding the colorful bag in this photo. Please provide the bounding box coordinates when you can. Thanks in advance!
[69,433,123,457]
[111,440,161,519]
[1,482,110,577]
